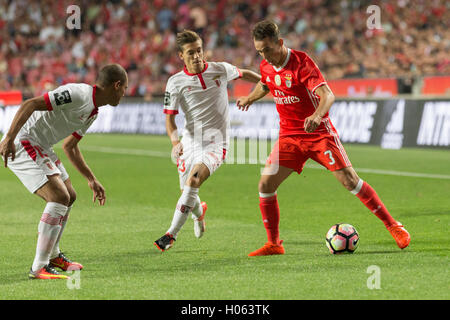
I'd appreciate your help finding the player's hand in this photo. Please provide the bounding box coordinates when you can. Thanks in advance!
[171,141,183,161]
[88,179,106,206]
[0,137,16,168]
[304,114,322,133]
[236,97,252,111]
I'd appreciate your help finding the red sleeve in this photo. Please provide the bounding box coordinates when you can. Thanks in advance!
[236,67,242,79]
[43,93,53,111]
[298,54,326,93]
[163,109,178,115]
[72,132,83,140]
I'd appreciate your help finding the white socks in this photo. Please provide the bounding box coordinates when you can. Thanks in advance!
[50,205,72,259]
[191,195,203,219]
[32,202,68,272]
[167,186,199,238]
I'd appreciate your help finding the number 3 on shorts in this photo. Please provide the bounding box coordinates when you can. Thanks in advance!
[324,150,335,165]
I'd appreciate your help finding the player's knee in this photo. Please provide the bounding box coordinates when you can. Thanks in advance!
[186,172,204,188]
[341,175,360,191]
[50,189,71,206]
[258,179,276,193]
[186,176,201,188]
[68,189,77,206]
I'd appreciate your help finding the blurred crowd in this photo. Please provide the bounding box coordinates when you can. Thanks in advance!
[0,0,449,99]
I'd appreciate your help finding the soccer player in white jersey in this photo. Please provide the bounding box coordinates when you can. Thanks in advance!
[154,30,261,251]
[0,64,128,279]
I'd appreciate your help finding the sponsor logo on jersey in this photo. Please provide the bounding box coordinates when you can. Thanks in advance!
[164,92,170,106]
[273,95,301,105]
[53,90,72,106]
[273,89,300,105]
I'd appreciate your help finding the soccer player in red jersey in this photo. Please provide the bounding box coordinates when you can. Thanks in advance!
[237,20,410,256]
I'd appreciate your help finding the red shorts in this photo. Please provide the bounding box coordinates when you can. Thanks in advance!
[267,126,352,174]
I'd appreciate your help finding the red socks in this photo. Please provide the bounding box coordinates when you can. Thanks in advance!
[259,193,281,245]
[258,180,394,245]
[352,180,396,227]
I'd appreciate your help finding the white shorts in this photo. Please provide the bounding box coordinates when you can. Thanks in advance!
[176,139,227,189]
[6,137,69,193]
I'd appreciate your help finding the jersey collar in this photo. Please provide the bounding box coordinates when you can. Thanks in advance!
[272,48,291,72]
[183,61,208,76]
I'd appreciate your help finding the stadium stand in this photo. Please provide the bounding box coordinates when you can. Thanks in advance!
[0,0,449,100]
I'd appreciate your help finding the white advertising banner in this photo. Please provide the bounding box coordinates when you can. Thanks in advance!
[1,100,449,149]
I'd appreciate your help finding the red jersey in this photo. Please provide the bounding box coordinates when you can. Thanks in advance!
[260,49,328,137]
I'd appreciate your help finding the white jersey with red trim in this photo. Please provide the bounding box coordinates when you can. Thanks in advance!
[16,83,98,149]
[163,61,242,149]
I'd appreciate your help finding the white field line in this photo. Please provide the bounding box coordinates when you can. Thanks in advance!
[66,145,450,180]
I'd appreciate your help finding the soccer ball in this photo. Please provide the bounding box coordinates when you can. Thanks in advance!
[326,223,359,254]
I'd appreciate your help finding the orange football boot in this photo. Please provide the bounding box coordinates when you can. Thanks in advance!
[50,252,84,271]
[29,265,69,280]
[248,240,285,257]
[387,221,411,249]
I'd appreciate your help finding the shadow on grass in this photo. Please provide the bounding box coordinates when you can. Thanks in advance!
[0,273,32,286]
[356,249,405,255]
[287,240,322,246]
[397,208,450,218]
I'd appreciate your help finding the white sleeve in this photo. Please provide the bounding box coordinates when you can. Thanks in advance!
[163,78,180,115]
[72,115,97,140]
[219,62,242,82]
[44,84,83,111]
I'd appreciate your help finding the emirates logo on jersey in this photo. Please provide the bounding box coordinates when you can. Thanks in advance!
[273,89,300,105]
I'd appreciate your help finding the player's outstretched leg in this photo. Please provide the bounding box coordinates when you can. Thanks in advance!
[334,167,411,249]
[351,179,410,249]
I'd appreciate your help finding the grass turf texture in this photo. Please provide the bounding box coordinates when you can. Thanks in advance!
[0,133,448,300]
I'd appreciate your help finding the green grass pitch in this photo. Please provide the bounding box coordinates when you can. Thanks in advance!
[0,133,449,300]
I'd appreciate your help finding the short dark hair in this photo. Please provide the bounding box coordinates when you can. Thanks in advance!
[252,20,280,42]
[176,29,201,52]
[96,64,127,87]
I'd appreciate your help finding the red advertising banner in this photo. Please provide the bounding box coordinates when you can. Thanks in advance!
[422,76,450,95]
[327,78,398,97]
[231,78,398,99]
[0,91,22,106]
